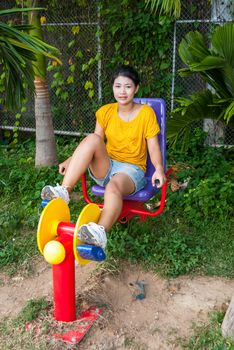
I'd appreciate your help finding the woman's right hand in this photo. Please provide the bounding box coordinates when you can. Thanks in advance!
[59,157,71,175]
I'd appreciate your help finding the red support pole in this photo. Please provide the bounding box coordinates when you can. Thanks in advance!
[52,232,76,322]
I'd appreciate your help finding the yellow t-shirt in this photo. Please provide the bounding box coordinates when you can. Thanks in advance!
[96,103,160,171]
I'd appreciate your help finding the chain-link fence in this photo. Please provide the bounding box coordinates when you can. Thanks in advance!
[1,0,234,144]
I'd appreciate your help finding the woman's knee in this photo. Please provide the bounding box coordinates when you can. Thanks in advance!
[84,133,103,147]
[105,180,122,197]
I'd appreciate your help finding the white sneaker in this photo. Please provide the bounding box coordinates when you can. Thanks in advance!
[41,184,70,204]
[78,222,107,250]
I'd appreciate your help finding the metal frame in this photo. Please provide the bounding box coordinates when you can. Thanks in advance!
[81,168,173,223]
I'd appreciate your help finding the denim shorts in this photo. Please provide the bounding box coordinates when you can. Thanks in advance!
[88,159,147,194]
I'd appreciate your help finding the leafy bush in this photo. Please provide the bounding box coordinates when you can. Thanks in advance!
[152,230,202,277]
[0,137,82,270]
[107,218,204,277]
[167,22,234,149]
[166,128,234,223]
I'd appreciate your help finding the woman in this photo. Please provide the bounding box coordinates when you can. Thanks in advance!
[41,65,166,249]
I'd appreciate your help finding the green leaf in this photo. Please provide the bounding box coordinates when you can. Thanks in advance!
[160,62,170,70]
[67,75,74,84]
[211,23,234,64]
[223,100,234,123]
[145,0,181,18]
[68,40,75,49]
[75,50,83,59]
[88,90,94,98]
[167,90,222,149]
[69,64,76,73]
[72,26,80,35]
[84,80,93,90]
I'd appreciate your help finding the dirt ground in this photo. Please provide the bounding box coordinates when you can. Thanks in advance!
[0,258,234,350]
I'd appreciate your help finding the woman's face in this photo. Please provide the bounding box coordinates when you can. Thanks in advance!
[113,76,139,105]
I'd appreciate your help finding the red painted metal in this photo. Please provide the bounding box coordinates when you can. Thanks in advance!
[53,306,103,344]
[53,230,76,322]
[57,222,76,237]
[81,167,173,222]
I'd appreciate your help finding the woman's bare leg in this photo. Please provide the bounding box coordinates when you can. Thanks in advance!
[62,133,110,191]
[98,173,135,231]
[77,171,135,249]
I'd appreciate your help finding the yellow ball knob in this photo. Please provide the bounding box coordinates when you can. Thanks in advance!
[43,240,66,265]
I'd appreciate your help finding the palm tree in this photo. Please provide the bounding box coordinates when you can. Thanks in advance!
[27,0,58,166]
[167,23,234,149]
[0,6,61,166]
[0,7,60,110]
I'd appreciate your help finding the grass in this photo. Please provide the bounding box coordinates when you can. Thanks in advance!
[0,136,233,348]
[0,138,84,274]
[0,137,233,278]
[107,215,234,278]
[181,311,234,349]
[0,298,54,350]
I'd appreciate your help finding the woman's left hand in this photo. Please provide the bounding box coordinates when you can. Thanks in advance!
[151,168,166,189]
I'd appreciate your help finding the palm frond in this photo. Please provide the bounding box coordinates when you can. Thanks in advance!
[0,8,44,16]
[179,31,210,65]
[211,23,234,65]
[145,0,181,18]
[0,7,61,110]
[167,90,224,149]
[178,24,234,98]
[223,100,234,123]
[0,23,61,62]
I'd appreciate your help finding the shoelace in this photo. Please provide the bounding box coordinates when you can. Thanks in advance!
[88,222,106,245]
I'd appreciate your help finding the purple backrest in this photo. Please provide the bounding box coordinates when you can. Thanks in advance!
[91,98,166,201]
[134,98,166,175]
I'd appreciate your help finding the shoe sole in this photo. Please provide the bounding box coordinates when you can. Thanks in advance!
[78,226,101,247]
[41,186,57,201]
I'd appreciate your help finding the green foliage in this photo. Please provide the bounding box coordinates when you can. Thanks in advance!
[0,7,60,111]
[145,0,181,18]
[46,24,100,132]
[182,311,234,349]
[167,128,234,223]
[100,0,173,102]
[45,0,173,133]
[152,230,202,277]
[0,136,233,279]
[179,24,234,100]
[167,90,221,150]
[168,23,234,149]
[0,137,82,271]
[107,218,203,277]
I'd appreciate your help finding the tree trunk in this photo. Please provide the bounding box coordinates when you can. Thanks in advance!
[35,77,57,166]
[222,294,234,340]
[27,0,58,166]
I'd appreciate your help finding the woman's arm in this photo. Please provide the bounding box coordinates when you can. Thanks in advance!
[59,157,72,175]
[94,121,105,139]
[147,135,166,188]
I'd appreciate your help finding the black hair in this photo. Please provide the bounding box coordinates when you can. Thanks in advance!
[112,65,140,86]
